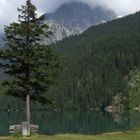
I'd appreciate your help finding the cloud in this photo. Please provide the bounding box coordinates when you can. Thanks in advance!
[92,0,140,16]
[0,0,43,32]
[33,0,140,16]
[0,0,140,32]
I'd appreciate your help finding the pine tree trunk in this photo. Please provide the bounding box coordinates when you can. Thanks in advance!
[26,94,30,135]
[26,94,30,123]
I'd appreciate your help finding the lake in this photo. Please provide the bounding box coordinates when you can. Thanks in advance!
[0,111,140,136]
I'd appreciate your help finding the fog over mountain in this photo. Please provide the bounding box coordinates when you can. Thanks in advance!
[38,0,140,16]
[0,0,140,32]
[44,2,116,43]
[0,1,116,44]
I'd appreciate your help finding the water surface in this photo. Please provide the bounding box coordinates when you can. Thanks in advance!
[0,111,139,136]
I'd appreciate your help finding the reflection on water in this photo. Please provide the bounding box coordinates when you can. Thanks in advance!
[0,111,139,136]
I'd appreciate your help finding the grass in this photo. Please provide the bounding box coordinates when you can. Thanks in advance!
[0,131,140,140]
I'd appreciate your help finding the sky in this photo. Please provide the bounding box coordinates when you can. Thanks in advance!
[0,0,140,32]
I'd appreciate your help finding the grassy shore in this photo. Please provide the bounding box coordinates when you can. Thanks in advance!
[0,132,140,140]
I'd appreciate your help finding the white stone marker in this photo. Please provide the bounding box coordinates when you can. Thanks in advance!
[21,122,30,136]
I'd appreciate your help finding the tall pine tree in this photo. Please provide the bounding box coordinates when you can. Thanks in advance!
[0,0,59,133]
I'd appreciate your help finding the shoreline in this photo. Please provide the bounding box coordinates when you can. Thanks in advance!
[0,131,140,140]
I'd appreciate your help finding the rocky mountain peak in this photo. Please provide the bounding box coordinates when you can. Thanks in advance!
[44,1,117,44]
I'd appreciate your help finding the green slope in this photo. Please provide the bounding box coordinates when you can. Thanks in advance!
[47,12,140,110]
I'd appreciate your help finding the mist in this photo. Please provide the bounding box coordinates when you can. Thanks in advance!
[0,0,140,32]
[37,0,140,16]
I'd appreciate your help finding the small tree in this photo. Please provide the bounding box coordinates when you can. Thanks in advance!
[0,0,59,134]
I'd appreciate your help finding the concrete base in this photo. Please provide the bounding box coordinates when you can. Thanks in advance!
[9,123,38,136]
[21,122,30,136]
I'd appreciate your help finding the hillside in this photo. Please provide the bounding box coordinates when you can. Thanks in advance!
[46,12,140,110]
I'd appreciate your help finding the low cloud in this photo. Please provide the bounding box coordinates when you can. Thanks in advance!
[35,0,140,16]
[0,0,140,32]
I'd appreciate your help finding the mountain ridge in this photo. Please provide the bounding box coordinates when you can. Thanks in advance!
[0,2,117,45]
[44,1,117,43]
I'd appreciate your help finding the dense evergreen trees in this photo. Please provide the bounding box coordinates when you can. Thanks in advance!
[47,12,140,110]
[126,69,140,108]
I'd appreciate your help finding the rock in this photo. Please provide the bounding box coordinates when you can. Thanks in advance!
[44,2,116,44]
[105,94,124,113]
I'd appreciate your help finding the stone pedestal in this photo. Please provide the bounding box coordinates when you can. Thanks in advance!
[9,123,38,136]
[21,122,30,136]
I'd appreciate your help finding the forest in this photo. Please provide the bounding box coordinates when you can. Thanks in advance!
[0,11,140,111]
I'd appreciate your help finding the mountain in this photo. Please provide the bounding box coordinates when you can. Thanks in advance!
[44,2,116,43]
[0,33,2,41]
[0,2,116,45]
[0,34,3,47]
[46,12,140,110]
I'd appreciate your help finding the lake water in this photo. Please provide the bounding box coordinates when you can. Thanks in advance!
[0,111,140,136]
